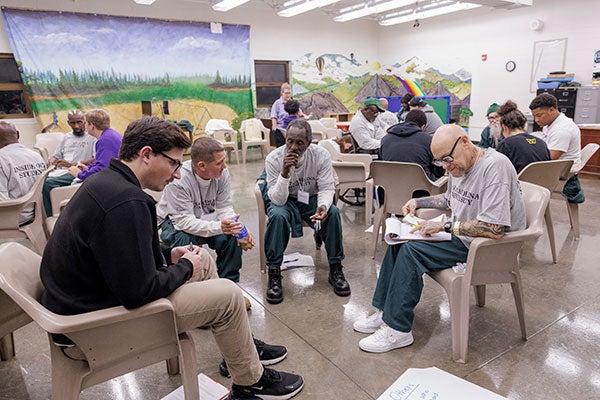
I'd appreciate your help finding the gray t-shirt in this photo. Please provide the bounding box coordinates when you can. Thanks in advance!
[445,148,526,246]
[0,143,46,225]
[51,132,97,163]
[157,160,234,237]
[265,144,336,210]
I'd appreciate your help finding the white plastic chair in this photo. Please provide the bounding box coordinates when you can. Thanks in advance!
[205,119,239,164]
[319,140,374,225]
[0,289,31,361]
[0,242,200,400]
[425,182,550,363]
[518,159,573,263]
[308,120,341,140]
[0,167,53,254]
[552,143,599,240]
[34,133,65,163]
[240,118,270,164]
[369,161,448,258]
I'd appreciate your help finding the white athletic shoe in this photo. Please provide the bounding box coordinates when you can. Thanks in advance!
[359,325,414,353]
[353,310,384,334]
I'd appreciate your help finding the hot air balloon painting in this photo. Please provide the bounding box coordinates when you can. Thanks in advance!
[315,56,325,75]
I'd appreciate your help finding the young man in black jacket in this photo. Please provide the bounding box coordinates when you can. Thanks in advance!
[380,110,445,181]
[40,116,304,400]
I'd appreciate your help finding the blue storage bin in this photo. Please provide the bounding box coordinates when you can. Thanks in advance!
[538,81,560,89]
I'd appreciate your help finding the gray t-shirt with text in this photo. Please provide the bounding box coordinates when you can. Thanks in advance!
[445,148,526,246]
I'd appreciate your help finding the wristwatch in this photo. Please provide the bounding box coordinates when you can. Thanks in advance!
[443,220,452,233]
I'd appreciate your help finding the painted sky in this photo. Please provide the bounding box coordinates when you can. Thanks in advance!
[2,8,250,79]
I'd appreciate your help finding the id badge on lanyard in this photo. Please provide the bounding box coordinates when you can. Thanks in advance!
[297,190,309,204]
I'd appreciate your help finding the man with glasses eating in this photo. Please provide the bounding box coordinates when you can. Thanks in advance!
[353,124,525,353]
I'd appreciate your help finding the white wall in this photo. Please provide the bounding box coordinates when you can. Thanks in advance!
[0,0,378,144]
[378,0,600,139]
[2,0,599,143]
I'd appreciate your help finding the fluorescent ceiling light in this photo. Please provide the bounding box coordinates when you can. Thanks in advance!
[278,0,342,17]
[133,0,156,4]
[380,2,481,26]
[334,0,414,22]
[212,0,251,12]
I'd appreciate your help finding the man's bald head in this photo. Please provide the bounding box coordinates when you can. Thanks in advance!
[431,124,477,177]
[67,109,86,135]
[431,124,466,158]
[0,121,19,149]
[379,98,389,110]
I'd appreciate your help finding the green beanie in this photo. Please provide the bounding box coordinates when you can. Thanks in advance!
[486,103,499,116]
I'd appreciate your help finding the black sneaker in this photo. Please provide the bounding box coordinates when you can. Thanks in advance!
[228,367,303,400]
[266,271,283,304]
[329,263,351,297]
[220,338,288,378]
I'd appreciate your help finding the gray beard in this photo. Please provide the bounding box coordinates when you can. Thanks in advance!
[489,124,503,140]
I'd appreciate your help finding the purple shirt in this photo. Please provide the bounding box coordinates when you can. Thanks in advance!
[270,97,303,128]
[78,128,122,180]
[281,115,299,130]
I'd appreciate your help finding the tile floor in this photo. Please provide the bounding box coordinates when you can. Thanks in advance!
[1,149,600,399]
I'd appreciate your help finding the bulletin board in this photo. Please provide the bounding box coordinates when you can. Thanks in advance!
[530,38,568,93]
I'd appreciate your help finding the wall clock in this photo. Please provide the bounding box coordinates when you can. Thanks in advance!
[505,61,516,72]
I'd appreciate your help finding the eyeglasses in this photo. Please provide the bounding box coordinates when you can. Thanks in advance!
[156,151,182,173]
[433,136,462,166]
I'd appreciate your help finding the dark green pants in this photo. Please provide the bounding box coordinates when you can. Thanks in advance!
[373,236,468,332]
[265,196,344,272]
[43,173,75,216]
[160,218,242,282]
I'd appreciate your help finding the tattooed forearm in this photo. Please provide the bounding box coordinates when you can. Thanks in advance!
[415,194,449,210]
[458,220,505,239]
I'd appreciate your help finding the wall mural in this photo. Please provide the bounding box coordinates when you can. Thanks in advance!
[2,8,252,134]
[263,53,472,127]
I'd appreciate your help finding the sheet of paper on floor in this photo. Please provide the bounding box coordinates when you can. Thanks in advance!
[161,373,229,400]
[281,252,314,270]
[376,367,507,400]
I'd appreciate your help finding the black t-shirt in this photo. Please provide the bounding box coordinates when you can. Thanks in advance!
[496,133,551,173]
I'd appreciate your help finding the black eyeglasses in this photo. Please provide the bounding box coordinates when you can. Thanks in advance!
[156,151,182,173]
[433,137,462,167]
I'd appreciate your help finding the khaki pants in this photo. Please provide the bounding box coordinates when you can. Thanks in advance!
[167,249,263,386]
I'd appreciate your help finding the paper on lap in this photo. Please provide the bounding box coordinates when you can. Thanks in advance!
[384,215,450,244]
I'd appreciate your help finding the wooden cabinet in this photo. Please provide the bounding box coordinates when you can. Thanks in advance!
[579,125,600,176]
[325,112,354,122]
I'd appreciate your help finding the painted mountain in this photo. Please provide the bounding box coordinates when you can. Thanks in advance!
[289,53,472,123]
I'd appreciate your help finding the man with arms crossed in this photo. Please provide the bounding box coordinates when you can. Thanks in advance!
[529,93,584,203]
[40,117,303,400]
[353,124,525,353]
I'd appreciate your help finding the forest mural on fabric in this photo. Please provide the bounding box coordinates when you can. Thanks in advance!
[2,8,252,134]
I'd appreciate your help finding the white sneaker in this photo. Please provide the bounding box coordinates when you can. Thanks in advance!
[353,310,384,333]
[359,325,414,353]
